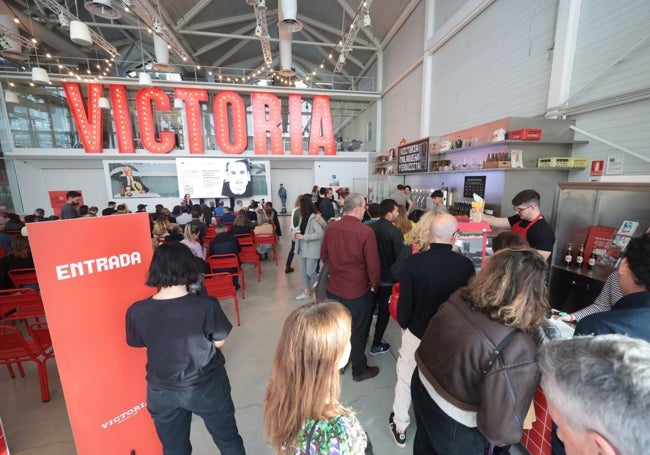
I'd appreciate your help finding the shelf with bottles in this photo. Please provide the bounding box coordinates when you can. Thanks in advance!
[428,117,588,172]
[373,149,399,175]
[432,139,588,156]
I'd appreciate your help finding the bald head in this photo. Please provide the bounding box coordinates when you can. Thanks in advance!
[430,213,458,244]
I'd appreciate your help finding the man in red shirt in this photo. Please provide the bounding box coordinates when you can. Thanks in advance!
[321,193,381,382]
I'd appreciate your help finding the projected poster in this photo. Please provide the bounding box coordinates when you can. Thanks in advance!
[176,158,270,198]
[104,161,179,199]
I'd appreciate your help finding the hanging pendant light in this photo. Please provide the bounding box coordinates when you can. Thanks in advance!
[139,72,152,86]
[70,21,93,46]
[173,98,184,110]
[32,67,51,85]
[98,97,110,109]
[4,91,19,104]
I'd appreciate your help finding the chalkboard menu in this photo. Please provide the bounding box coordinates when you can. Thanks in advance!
[397,138,430,174]
[463,176,486,199]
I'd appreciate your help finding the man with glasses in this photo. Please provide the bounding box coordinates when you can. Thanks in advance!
[480,189,555,261]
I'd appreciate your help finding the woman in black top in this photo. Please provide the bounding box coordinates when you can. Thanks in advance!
[126,243,245,455]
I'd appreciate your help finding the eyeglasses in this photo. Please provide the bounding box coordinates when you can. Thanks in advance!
[513,205,532,214]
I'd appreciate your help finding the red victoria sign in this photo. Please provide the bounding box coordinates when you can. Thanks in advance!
[63,83,337,156]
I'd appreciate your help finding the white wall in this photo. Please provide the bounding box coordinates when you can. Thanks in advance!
[429,0,557,133]
[564,0,650,180]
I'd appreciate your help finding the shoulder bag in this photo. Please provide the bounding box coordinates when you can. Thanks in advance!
[389,244,418,321]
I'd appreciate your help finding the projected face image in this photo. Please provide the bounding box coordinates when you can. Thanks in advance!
[226,160,251,195]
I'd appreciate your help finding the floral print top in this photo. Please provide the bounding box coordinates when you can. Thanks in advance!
[285,414,367,454]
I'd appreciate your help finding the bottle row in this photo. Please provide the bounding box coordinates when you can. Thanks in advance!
[563,243,597,269]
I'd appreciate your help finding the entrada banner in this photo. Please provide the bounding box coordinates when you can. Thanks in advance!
[29,214,160,454]
[63,83,337,156]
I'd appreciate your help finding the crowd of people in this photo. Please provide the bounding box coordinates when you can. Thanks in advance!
[3,184,649,455]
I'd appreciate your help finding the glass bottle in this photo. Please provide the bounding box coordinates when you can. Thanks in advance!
[564,243,573,267]
[455,136,463,149]
[587,248,597,269]
[576,244,585,268]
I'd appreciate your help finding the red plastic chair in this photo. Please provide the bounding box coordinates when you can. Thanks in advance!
[207,254,246,299]
[234,233,254,245]
[238,242,261,282]
[7,268,39,289]
[0,288,45,324]
[203,273,240,326]
[0,246,6,258]
[254,233,278,265]
[0,324,53,401]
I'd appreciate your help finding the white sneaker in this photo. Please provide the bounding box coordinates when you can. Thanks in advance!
[295,292,311,301]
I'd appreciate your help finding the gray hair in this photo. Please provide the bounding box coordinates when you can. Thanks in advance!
[343,192,364,214]
[539,335,650,455]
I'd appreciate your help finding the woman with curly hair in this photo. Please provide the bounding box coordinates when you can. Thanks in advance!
[264,301,371,454]
[390,210,439,282]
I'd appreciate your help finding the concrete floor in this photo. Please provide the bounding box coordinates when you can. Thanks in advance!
[0,215,529,454]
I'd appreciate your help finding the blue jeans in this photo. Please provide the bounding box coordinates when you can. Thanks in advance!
[411,370,487,455]
[299,256,319,290]
[285,241,295,267]
[146,368,245,455]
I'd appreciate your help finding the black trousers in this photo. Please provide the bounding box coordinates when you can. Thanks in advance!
[146,368,245,455]
[327,289,374,376]
[372,285,392,346]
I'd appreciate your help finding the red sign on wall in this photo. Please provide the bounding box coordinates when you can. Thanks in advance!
[591,160,604,177]
[28,214,160,454]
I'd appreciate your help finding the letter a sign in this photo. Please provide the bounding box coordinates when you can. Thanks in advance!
[28,214,160,454]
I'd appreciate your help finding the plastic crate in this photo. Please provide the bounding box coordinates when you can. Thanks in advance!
[510,129,542,141]
[537,157,587,168]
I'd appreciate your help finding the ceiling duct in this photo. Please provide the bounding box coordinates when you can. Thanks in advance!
[277,28,294,77]
[277,0,295,77]
[278,0,302,32]
[0,15,25,60]
[153,33,174,72]
[84,0,122,20]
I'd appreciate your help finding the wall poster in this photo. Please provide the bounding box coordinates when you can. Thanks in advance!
[175,158,271,199]
[104,161,179,199]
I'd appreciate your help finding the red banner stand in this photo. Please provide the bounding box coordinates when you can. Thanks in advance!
[48,190,84,218]
[28,214,161,454]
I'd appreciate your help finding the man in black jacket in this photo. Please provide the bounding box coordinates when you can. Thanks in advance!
[388,213,475,448]
[369,199,403,356]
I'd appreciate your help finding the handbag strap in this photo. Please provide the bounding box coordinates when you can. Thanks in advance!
[482,329,519,375]
[305,419,320,455]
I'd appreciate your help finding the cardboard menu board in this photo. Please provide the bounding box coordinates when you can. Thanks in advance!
[593,220,639,268]
[584,225,617,267]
